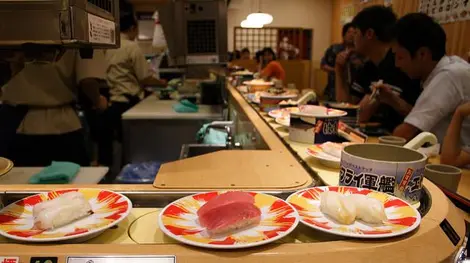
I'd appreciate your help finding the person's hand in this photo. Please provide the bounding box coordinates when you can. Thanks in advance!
[456,102,470,117]
[335,50,351,70]
[376,83,399,106]
[95,95,108,111]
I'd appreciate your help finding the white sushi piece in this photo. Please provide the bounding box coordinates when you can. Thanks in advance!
[33,192,93,230]
[320,191,356,225]
[350,194,387,224]
[320,142,343,159]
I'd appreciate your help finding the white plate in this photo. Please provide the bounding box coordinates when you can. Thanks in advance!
[158,191,299,249]
[243,80,274,86]
[287,186,421,239]
[268,107,300,119]
[306,144,342,168]
[246,93,260,104]
[0,188,132,242]
[232,71,253,76]
[326,102,360,110]
[295,105,348,118]
[275,116,290,127]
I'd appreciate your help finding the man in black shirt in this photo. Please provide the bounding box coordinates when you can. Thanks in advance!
[320,23,357,101]
[335,6,422,132]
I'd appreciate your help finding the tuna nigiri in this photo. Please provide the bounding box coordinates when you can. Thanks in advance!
[197,192,261,236]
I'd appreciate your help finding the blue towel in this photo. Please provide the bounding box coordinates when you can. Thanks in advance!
[173,99,199,113]
[29,161,80,184]
[196,124,227,145]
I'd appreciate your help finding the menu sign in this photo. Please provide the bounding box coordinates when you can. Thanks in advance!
[67,256,175,263]
[88,13,116,44]
[419,0,470,23]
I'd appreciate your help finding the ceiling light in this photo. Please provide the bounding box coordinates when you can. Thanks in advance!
[247,12,273,25]
[241,19,263,28]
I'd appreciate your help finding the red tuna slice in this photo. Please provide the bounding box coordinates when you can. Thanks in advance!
[197,192,261,235]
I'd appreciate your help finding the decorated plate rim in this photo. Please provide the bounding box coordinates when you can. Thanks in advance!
[306,145,341,163]
[0,188,133,242]
[286,186,422,239]
[268,107,299,119]
[158,191,300,249]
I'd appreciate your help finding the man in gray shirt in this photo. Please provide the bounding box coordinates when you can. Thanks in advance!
[392,13,470,147]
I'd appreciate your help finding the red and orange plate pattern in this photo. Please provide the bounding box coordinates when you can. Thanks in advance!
[158,191,299,249]
[0,188,132,242]
[287,186,421,238]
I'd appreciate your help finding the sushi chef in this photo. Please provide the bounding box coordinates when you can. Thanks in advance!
[0,47,107,166]
[98,13,167,167]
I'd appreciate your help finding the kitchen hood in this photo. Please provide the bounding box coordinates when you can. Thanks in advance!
[158,0,228,66]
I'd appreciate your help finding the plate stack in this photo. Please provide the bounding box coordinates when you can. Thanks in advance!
[325,102,359,127]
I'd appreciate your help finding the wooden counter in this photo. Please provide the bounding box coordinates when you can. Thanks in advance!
[0,84,466,262]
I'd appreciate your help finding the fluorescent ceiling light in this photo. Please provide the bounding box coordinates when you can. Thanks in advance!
[247,12,273,25]
[241,19,263,28]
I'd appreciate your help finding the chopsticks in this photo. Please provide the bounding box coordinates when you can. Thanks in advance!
[438,186,470,214]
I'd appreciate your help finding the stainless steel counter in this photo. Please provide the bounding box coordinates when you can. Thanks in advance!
[122,95,224,164]
[122,95,223,120]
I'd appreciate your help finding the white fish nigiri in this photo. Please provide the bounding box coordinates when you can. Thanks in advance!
[350,194,387,224]
[320,142,343,158]
[320,191,356,225]
[33,192,93,230]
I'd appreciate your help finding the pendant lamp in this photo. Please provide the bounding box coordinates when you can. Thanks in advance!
[241,19,263,28]
[246,0,273,25]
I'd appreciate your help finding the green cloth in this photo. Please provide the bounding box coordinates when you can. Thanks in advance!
[196,124,227,145]
[173,99,199,113]
[29,161,80,184]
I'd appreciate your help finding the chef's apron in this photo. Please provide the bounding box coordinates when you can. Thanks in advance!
[0,104,29,157]
[0,58,89,166]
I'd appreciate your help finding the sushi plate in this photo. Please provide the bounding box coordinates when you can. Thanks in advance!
[0,188,132,242]
[246,93,260,104]
[0,157,13,177]
[287,186,421,239]
[275,116,290,127]
[306,143,345,169]
[158,191,300,249]
[268,107,300,119]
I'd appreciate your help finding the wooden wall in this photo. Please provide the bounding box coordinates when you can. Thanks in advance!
[331,0,470,59]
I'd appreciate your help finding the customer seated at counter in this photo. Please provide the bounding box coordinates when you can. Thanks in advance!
[336,6,421,132]
[441,102,470,168]
[240,48,251,60]
[321,22,361,102]
[98,13,166,167]
[392,13,470,146]
[259,47,286,81]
